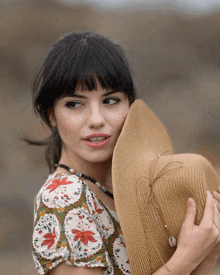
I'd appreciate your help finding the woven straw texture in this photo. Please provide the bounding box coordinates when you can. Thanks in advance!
[112,100,220,275]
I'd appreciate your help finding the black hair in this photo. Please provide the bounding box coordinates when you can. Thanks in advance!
[31,31,136,172]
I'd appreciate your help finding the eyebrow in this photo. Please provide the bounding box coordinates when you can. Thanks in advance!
[71,90,122,99]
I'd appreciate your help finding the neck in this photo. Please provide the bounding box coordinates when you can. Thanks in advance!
[58,150,113,192]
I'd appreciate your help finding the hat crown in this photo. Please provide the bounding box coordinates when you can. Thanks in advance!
[113,99,173,183]
[112,99,220,275]
[114,99,173,158]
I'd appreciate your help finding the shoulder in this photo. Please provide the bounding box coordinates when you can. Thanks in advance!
[34,173,90,212]
[32,174,113,273]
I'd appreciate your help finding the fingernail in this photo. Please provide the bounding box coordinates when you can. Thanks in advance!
[206,191,212,201]
[188,198,194,206]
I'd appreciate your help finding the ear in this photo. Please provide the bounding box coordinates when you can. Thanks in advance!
[49,110,57,127]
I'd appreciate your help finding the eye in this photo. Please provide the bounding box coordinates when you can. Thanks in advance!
[65,101,82,109]
[103,97,120,105]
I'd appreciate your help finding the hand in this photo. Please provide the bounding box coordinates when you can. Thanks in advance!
[213,187,220,212]
[173,191,220,274]
[190,243,220,275]
[190,188,220,275]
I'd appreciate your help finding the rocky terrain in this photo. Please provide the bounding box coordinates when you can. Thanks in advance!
[1,0,220,273]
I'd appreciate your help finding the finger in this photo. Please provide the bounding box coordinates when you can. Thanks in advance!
[213,190,220,212]
[213,190,220,202]
[201,191,215,227]
[213,204,220,242]
[213,197,220,212]
[218,212,220,242]
[213,190,220,208]
[183,197,197,229]
[213,202,219,226]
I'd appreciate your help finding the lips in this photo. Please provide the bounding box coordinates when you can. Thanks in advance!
[83,133,110,148]
[87,136,107,142]
[84,133,110,141]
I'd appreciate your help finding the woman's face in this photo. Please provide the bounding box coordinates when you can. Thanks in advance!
[50,81,130,165]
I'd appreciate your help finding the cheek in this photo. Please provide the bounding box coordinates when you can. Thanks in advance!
[56,117,79,140]
[112,107,129,133]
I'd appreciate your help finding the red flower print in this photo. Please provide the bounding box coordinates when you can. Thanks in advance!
[41,228,56,249]
[94,203,103,214]
[38,230,43,234]
[72,229,97,246]
[46,177,72,193]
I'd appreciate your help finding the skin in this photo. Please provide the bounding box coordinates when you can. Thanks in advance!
[49,192,220,275]
[50,81,130,211]
[154,192,220,275]
[49,81,220,275]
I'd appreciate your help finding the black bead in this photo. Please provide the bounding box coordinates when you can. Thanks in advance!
[106,191,114,199]
[57,164,114,199]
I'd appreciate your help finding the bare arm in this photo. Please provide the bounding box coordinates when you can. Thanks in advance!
[190,188,220,275]
[153,191,220,275]
[48,191,220,275]
[48,263,104,275]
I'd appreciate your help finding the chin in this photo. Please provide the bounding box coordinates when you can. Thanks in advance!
[84,152,113,164]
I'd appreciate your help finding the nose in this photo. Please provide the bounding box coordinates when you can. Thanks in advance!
[87,105,105,129]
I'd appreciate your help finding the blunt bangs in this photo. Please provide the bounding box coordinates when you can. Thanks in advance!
[33,32,135,126]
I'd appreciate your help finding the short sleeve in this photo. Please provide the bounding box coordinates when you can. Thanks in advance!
[32,174,111,275]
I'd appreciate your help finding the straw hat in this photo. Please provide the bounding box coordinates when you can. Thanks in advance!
[112,99,220,275]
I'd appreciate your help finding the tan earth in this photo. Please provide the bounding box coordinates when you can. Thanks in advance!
[1,0,220,273]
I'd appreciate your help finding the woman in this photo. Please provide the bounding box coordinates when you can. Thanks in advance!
[31,31,220,275]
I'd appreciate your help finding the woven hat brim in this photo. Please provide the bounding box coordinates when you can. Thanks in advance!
[113,99,173,186]
[112,100,220,275]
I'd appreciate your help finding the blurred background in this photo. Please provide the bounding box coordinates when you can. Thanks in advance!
[1,0,220,274]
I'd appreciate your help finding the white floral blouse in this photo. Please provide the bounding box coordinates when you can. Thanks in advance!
[32,173,131,275]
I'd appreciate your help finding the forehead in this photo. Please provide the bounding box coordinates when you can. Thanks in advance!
[69,89,127,100]
[73,79,125,96]
[75,78,103,93]
[57,75,128,102]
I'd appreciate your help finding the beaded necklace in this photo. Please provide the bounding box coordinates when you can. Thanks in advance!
[56,163,114,199]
